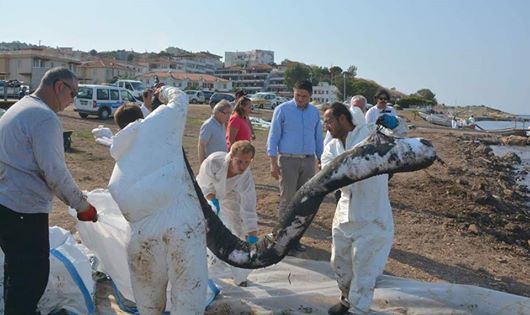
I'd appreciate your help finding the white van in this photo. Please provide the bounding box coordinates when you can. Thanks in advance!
[74,84,140,119]
[115,80,146,100]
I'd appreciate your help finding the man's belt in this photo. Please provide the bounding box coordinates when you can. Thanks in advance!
[279,153,314,158]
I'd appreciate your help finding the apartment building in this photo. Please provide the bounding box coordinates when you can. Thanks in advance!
[311,82,339,104]
[224,50,274,67]
[214,64,272,94]
[78,59,146,84]
[0,47,81,89]
[138,71,232,92]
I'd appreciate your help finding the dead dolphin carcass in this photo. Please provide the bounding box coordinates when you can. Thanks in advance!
[186,131,437,269]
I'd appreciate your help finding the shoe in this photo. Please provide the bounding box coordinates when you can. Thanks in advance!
[237,280,248,287]
[328,302,350,315]
[294,242,307,252]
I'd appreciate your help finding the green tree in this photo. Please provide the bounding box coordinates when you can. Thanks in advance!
[329,66,343,79]
[284,63,311,89]
[346,65,358,77]
[309,65,330,85]
[89,49,98,56]
[349,79,381,103]
[396,96,435,108]
[415,88,437,104]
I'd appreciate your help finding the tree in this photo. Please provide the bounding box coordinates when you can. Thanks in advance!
[89,49,98,56]
[309,65,330,85]
[415,89,437,104]
[329,66,343,79]
[347,65,358,78]
[349,79,381,103]
[396,96,435,108]
[284,63,311,89]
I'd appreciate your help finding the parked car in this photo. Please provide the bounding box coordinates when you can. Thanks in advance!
[209,92,235,108]
[202,91,214,103]
[74,84,140,119]
[250,92,282,109]
[185,90,205,104]
[115,80,146,100]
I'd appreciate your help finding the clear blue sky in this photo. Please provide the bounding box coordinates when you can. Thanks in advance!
[2,0,529,114]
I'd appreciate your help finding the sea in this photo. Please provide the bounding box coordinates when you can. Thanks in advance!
[476,118,530,194]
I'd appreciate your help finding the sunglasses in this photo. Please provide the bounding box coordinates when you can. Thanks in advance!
[61,81,78,98]
[378,97,388,101]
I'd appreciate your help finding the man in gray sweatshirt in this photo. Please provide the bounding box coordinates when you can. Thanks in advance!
[0,67,98,315]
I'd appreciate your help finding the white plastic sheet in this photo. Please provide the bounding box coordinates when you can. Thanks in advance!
[0,226,95,314]
[207,256,530,315]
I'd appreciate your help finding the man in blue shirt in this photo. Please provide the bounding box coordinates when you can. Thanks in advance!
[267,80,323,252]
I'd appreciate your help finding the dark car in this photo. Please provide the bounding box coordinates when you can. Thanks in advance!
[202,91,214,103]
[209,92,235,108]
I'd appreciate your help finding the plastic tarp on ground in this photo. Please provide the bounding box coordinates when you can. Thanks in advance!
[0,226,95,314]
[78,190,529,315]
[207,256,530,314]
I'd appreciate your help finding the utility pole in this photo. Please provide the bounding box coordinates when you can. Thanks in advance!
[343,72,346,102]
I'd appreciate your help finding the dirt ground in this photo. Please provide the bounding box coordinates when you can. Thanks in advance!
[51,104,530,309]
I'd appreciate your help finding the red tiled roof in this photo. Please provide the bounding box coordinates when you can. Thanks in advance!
[141,71,228,83]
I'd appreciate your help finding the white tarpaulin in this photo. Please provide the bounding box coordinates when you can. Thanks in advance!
[207,257,530,315]
[73,190,530,315]
[0,226,95,315]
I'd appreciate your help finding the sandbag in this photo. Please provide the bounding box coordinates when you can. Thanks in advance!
[0,226,95,314]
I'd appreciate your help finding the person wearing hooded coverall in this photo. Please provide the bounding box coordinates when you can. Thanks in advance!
[196,140,258,287]
[321,102,394,315]
[108,86,207,315]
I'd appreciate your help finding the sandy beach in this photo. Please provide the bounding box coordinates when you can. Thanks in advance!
[49,104,530,312]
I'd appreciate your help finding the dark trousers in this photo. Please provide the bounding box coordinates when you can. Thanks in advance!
[0,203,49,315]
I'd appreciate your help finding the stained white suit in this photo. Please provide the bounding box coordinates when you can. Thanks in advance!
[321,109,394,314]
[196,151,258,284]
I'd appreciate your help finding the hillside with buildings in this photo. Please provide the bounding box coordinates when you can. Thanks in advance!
[0,41,441,108]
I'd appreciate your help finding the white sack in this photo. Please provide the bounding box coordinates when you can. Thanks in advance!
[0,226,95,315]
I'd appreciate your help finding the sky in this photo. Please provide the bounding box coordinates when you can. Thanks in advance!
[2,0,529,114]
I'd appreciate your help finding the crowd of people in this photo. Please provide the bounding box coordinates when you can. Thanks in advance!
[0,67,401,315]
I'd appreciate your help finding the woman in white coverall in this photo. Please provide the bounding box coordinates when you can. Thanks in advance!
[196,140,258,287]
[321,103,394,315]
[108,86,207,315]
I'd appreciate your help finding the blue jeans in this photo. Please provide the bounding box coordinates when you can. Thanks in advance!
[0,203,49,315]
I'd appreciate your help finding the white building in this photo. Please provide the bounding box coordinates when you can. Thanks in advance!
[173,51,223,74]
[311,82,338,105]
[0,47,81,90]
[78,59,144,84]
[139,71,231,92]
[224,50,274,67]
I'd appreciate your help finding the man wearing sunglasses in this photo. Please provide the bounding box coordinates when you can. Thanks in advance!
[365,88,397,124]
[0,67,98,314]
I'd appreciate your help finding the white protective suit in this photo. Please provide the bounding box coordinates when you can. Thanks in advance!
[321,108,394,314]
[196,151,258,285]
[108,87,207,315]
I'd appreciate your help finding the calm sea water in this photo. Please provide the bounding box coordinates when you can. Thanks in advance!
[490,145,530,197]
[476,120,530,130]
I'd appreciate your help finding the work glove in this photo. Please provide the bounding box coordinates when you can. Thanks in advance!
[246,235,259,245]
[77,204,98,222]
[208,198,221,215]
[376,114,399,129]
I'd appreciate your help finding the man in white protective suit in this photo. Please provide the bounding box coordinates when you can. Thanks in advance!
[196,140,258,287]
[321,102,394,315]
[108,86,207,314]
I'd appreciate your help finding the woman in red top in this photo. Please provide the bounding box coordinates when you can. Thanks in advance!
[226,97,253,150]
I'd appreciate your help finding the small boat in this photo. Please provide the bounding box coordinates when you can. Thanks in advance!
[486,128,529,137]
